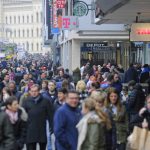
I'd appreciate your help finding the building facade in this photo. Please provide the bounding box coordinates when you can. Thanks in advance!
[0,0,51,54]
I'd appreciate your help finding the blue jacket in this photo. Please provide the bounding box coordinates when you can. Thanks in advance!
[54,103,81,150]
[112,81,122,93]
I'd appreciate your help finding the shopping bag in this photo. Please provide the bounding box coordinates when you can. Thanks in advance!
[144,131,150,150]
[128,126,148,150]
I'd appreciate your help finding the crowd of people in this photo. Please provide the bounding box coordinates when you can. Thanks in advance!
[0,55,150,150]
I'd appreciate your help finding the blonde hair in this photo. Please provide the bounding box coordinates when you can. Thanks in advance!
[83,97,112,130]
[76,80,86,91]
[90,91,106,103]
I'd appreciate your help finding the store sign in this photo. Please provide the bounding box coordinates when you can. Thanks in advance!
[82,42,108,51]
[84,42,108,47]
[57,0,65,8]
[130,23,150,41]
[62,16,78,30]
[73,1,89,17]
[53,0,58,28]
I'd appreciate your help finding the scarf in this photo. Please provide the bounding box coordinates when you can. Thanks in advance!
[76,111,96,150]
[5,109,18,124]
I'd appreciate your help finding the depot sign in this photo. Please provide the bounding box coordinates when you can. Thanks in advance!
[130,23,150,41]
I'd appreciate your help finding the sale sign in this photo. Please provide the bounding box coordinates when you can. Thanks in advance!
[53,0,58,28]
[57,0,65,8]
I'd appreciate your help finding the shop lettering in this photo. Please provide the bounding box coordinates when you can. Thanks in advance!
[86,43,106,47]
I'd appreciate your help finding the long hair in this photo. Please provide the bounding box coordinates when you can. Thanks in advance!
[105,87,123,112]
[83,97,112,130]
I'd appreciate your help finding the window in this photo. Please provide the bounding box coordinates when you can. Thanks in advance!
[22,16,24,23]
[31,43,33,50]
[36,12,39,23]
[26,42,29,51]
[22,29,25,37]
[18,29,20,37]
[27,15,29,23]
[31,29,33,37]
[31,15,33,23]
[37,28,39,37]
[18,16,20,24]
[40,12,42,22]
[10,16,12,24]
[14,30,16,37]
[6,17,7,24]
[40,28,42,36]
[14,16,16,24]
[27,29,29,37]
[37,43,39,51]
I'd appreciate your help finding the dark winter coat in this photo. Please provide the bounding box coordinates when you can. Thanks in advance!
[11,108,27,150]
[22,94,54,143]
[127,84,145,116]
[124,67,138,83]
[0,111,15,150]
[130,109,150,131]
[42,91,58,104]
[112,81,122,93]
[54,103,81,150]
[53,99,63,113]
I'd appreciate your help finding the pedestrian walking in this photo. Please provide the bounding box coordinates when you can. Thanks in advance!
[54,90,81,150]
[22,84,54,150]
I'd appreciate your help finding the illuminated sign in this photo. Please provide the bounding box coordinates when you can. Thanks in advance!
[136,29,150,35]
[57,0,65,8]
[130,23,150,41]
[53,0,58,28]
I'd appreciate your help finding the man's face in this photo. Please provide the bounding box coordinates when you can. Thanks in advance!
[58,92,66,102]
[66,93,79,108]
[48,82,56,91]
[24,74,29,80]
[8,83,15,92]
[4,75,9,82]
[114,74,119,82]
[30,87,39,97]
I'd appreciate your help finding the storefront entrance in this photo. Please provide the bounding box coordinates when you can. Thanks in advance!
[81,42,116,66]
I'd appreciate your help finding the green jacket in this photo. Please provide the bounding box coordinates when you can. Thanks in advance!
[108,105,128,144]
[81,120,106,150]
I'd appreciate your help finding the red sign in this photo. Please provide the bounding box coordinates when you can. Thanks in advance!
[53,0,58,28]
[136,29,150,35]
[57,0,65,8]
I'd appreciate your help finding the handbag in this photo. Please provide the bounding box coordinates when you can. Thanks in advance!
[127,126,148,150]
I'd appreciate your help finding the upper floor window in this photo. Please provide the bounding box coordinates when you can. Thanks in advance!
[37,28,39,37]
[36,12,39,23]
[18,16,20,24]
[5,17,7,24]
[14,16,16,24]
[10,16,12,24]
[31,29,33,37]
[27,29,29,37]
[22,16,24,23]
[18,29,20,37]
[27,15,29,23]
[31,15,33,23]
[22,29,25,37]
[14,30,16,37]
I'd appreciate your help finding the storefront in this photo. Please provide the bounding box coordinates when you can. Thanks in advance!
[80,42,116,65]
[130,23,150,65]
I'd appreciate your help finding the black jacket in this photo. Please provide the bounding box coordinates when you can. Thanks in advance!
[124,67,138,83]
[22,94,54,143]
[0,111,15,150]
[130,109,150,131]
[127,84,145,114]
[12,108,27,150]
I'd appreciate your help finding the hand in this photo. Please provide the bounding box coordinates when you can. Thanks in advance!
[139,107,147,117]
[142,119,148,128]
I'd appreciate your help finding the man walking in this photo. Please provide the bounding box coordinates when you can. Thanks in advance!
[54,90,81,150]
[22,84,53,150]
